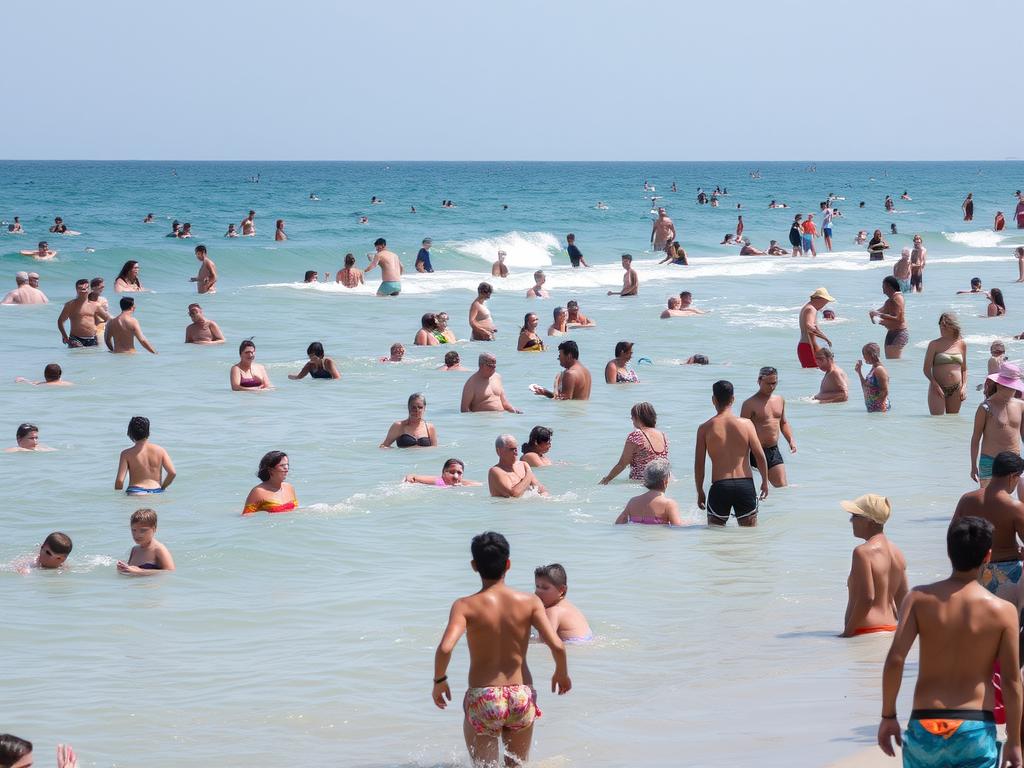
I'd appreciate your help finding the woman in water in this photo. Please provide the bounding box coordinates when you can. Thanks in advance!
[788,214,804,256]
[414,313,441,346]
[867,230,890,261]
[404,457,480,487]
[468,282,496,341]
[604,340,639,383]
[434,312,457,343]
[615,458,682,525]
[855,343,890,413]
[988,288,1007,317]
[548,306,568,336]
[600,402,669,484]
[521,426,554,467]
[518,313,545,351]
[380,392,437,448]
[288,341,340,380]
[242,451,298,515]
[275,219,287,241]
[658,241,688,265]
[923,312,968,415]
[230,339,272,391]
[114,260,144,292]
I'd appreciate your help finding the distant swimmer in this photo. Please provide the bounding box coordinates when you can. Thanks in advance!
[438,350,467,371]
[275,219,287,241]
[607,254,638,297]
[893,248,912,292]
[660,296,686,318]
[521,426,554,467]
[410,206,417,214]
[231,339,272,390]
[740,366,796,488]
[801,213,818,257]
[565,233,590,268]
[242,451,298,515]
[404,457,480,487]
[241,210,256,236]
[739,240,765,256]
[530,340,592,400]
[962,192,974,222]
[415,313,442,346]
[890,223,898,236]
[371,196,382,204]
[869,276,908,359]
[461,354,521,413]
[797,287,834,368]
[309,193,319,201]
[910,235,927,292]
[48,216,69,234]
[336,253,365,287]
[491,250,509,278]
[1016,195,1024,229]
[533,563,592,641]
[650,207,676,255]
[359,216,369,224]
[767,240,788,255]
[995,211,1006,231]
[33,531,73,569]
[768,200,789,209]
[288,341,341,380]
[694,380,768,526]
[167,220,181,237]
[105,297,157,354]
[380,392,437,448]
[884,195,895,212]
[435,312,457,343]
[469,283,497,340]
[956,277,984,295]
[595,202,609,210]
[190,245,217,294]
[566,300,595,327]
[415,238,434,273]
[20,240,56,260]
[811,348,848,403]
[365,237,403,296]
[518,313,545,352]
[381,342,406,363]
[788,215,804,256]
[736,215,744,238]
[2,271,47,304]
[114,260,145,292]
[15,362,71,387]
[114,416,176,495]
[489,435,548,497]
[1016,246,1024,283]
[142,213,155,223]
[548,306,567,336]
[526,270,549,299]
[58,278,110,347]
[820,201,835,252]
[615,458,682,526]
[177,222,193,238]
[900,191,911,201]
[225,223,239,237]
[6,422,53,452]
[604,340,638,384]
[838,494,906,636]
[117,508,175,575]
[7,216,24,232]
[720,233,739,245]
[184,303,225,344]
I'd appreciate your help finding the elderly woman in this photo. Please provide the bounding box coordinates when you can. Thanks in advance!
[605,340,639,383]
[230,339,272,390]
[548,306,568,337]
[599,402,668,484]
[114,260,145,292]
[404,457,481,487]
[855,343,890,413]
[242,451,298,515]
[434,312,457,343]
[923,312,967,415]
[614,458,682,525]
[380,393,438,448]
[414,313,441,346]
[521,426,553,467]
[518,313,545,351]
[469,282,496,341]
[288,341,340,380]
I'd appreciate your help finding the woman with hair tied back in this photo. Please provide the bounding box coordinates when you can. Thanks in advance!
[521,426,554,467]
[242,451,298,515]
[599,402,668,484]
[380,393,438,448]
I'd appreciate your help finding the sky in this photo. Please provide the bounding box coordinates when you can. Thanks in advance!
[2,0,1021,160]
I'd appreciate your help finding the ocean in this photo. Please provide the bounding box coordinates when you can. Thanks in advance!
[3,161,1024,767]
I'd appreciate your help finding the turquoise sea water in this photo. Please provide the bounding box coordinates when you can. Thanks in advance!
[3,161,1024,767]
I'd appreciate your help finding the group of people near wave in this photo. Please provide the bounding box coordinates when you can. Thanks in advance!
[6,185,1024,768]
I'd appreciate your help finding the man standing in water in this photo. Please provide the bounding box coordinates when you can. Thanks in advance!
[695,380,769,527]
[797,287,834,368]
[740,366,796,488]
[963,192,975,222]
[812,348,848,403]
[650,208,676,255]
[838,494,907,637]
[565,233,589,268]
[184,303,225,344]
[530,340,592,401]
[970,363,1024,491]
[488,435,548,498]
[869,276,908,359]
[878,517,1021,768]
[820,201,835,252]
[105,297,157,354]
[432,532,570,767]
[607,254,638,297]
[57,278,109,347]
[241,210,256,235]
[365,237,403,296]
[189,245,217,294]
[461,354,522,413]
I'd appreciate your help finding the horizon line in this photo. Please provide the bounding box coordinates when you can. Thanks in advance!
[0,158,1021,164]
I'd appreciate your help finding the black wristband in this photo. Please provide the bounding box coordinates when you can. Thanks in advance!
[881,713,897,720]
[433,675,448,685]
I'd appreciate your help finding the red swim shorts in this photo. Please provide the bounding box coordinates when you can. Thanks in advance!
[797,342,817,368]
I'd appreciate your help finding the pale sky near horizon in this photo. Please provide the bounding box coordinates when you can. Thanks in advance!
[3,0,1021,161]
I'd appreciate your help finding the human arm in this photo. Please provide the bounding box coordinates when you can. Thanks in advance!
[379,421,403,448]
[431,600,467,707]
[840,548,875,636]
[599,437,635,484]
[999,603,1023,764]
[498,383,521,414]
[134,321,157,354]
[746,424,769,499]
[57,305,70,343]
[970,405,986,482]
[460,382,473,413]
[665,499,683,526]
[877,592,919,756]
[207,322,225,343]
[325,359,341,379]
[778,401,796,452]
[614,507,629,524]
[289,362,313,381]
[694,426,707,508]
[230,365,244,391]
[604,361,617,384]
[114,451,128,490]
[489,464,537,498]
[404,474,436,485]
[427,423,438,446]
[363,253,380,273]
[160,449,176,490]
[531,597,571,695]
[873,366,889,404]
[104,323,114,351]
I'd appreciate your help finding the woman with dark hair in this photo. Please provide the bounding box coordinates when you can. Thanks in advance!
[404,457,481,487]
[604,341,638,383]
[521,426,554,467]
[414,313,441,346]
[988,288,1007,317]
[469,282,496,340]
[230,339,272,390]
[380,393,438,448]
[242,451,297,515]
[600,402,668,484]
[288,341,340,380]
[114,260,144,292]
[518,313,545,351]
[867,230,890,261]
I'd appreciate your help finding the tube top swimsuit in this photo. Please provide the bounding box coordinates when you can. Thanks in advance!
[242,495,299,515]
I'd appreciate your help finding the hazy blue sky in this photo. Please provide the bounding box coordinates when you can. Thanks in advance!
[3,0,1021,160]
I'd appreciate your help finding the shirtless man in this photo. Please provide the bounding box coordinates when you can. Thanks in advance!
[461,354,522,413]
[868,276,908,359]
[526,270,549,299]
[660,297,686,318]
[491,250,509,278]
[189,245,217,294]
[740,366,796,488]
[953,452,1024,608]
[892,247,912,292]
[650,207,676,254]
[677,291,705,315]
[184,303,225,344]
[607,253,638,297]
[114,416,176,495]
[566,300,594,327]
[970,363,1024,491]
[469,283,497,341]
[812,348,848,403]
[488,435,548,497]
[797,287,834,368]
[839,494,908,637]
[432,532,569,767]
[240,210,256,236]
[878,516,1021,768]
[105,297,157,354]
[2,272,47,304]
[6,422,52,452]
[909,234,927,293]
[695,380,769,527]
[21,240,57,260]
[335,254,364,287]
[365,237,403,296]
[530,340,592,401]
[57,278,109,347]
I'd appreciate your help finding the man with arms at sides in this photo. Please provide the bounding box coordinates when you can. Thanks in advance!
[740,366,796,488]
[461,354,522,413]
[607,254,638,297]
[57,278,109,347]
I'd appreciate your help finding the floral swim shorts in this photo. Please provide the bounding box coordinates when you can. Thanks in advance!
[463,684,541,735]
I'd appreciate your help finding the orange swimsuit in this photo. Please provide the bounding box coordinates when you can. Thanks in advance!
[242,497,298,515]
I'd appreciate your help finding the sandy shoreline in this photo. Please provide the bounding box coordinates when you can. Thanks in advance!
[826,746,897,767]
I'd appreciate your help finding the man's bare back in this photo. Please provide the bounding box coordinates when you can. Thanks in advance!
[843,533,907,636]
[116,441,175,491]
[952,485,1024,564]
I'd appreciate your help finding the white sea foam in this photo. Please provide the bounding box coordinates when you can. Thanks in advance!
[942,230,1007,248]
[447,231,561,268]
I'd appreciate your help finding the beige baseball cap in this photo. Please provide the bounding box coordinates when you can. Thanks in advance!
[840,494,891,525]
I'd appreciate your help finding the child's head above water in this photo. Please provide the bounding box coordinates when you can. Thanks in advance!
[471,531,509,580]
[991,341,1006,357]
[130,508,158,546]
[38,531,73,568]
[534,563,568,606]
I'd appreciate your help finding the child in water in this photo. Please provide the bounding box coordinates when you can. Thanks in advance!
[534,563,593,642]
[116,508,175,575]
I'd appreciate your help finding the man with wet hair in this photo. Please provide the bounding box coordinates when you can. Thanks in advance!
[741,366,796,488]
[114,416,176,495]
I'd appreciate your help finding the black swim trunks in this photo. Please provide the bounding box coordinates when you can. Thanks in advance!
[884,328,909,349]
[910,272,923,289]
[706,477,758,522]
[68,334,98,348]
[751,444,784,470]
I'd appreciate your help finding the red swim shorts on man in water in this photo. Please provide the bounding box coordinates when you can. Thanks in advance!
[797,342,817,368]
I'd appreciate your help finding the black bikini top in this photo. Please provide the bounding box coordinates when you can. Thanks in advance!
[396,434,431,448]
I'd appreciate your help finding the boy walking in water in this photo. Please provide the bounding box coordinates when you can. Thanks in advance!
[433,532,571,767]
